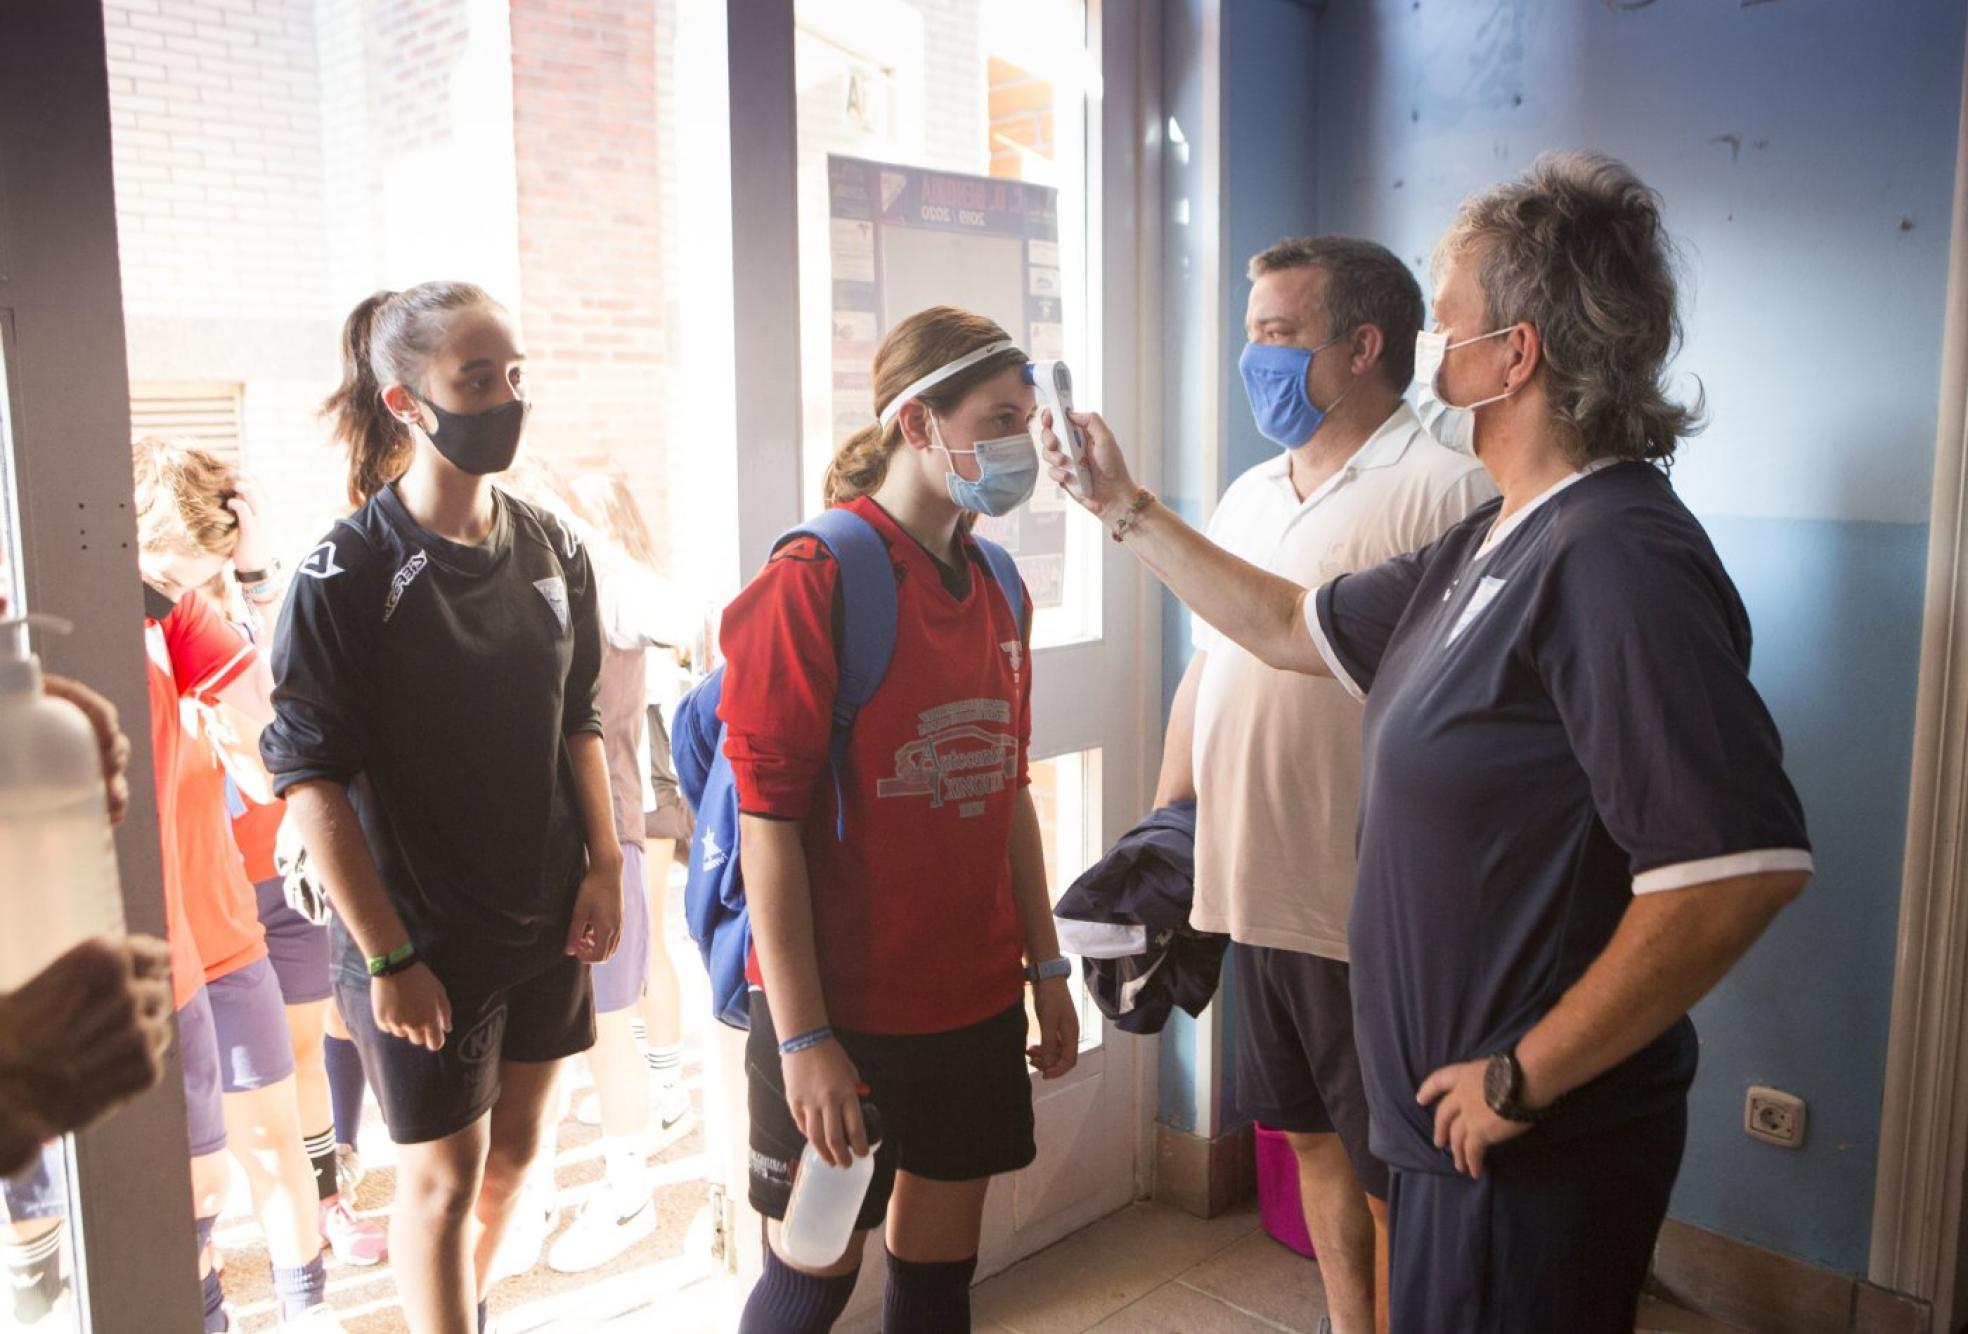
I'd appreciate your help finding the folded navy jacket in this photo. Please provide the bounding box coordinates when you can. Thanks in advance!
[1052,800,1227,1035]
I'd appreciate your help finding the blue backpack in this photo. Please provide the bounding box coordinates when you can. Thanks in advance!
[672,507,1026,1029]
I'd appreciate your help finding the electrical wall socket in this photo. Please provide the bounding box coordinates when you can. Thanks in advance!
[1745,1085,1807,1148]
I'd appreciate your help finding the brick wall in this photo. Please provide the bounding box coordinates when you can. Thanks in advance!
[987,55,1055,179]
[103,0,343,566]
[508,0,673,569]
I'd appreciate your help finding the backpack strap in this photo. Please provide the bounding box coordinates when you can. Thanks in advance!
[970,535,1027,633]
[774,507,898,839]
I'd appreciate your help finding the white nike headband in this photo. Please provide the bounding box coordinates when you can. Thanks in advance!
[877,339,1022,429]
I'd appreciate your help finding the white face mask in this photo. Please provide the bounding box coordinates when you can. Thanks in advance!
[1413,326,1515,455]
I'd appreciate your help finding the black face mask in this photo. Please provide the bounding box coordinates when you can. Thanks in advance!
[416,396,530,476]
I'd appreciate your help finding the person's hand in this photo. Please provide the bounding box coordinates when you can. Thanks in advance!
[0,936,175,1159]
[1038,409,1138,524]
[43,676,132,825]
[1027,976,1080,1080]
[564,857,624,964]
[226,476,271,575]
[782,1038,868,1169]
[1417,1058,1532,1178]
[372,961,452,1052]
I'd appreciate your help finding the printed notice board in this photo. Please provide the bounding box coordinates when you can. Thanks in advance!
[828,154,1068,610]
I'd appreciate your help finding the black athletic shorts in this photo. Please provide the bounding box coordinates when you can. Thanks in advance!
[1233,942,1388,1199]
[746,989,1037,1233]
[335,952,595,1145]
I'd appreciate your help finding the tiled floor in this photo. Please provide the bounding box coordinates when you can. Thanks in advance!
[963,1201,1747,1334]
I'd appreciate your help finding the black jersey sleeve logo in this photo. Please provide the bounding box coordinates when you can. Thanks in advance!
[297,541,347,580]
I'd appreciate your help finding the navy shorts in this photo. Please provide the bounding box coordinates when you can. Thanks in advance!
[591,841,650,1015]
[1387,1101,1686,1334]
[1232,943,1387,1199]
[746,990,1036,1234]
[206,957,298,1093]
[335,953,595,1145]
[253,876,333,1006]
[177,985,229,1157]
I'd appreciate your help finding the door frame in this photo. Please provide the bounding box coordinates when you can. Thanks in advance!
[717,0,1165,1290]
[1871,17,1968,1330]
[0,5,203,1330]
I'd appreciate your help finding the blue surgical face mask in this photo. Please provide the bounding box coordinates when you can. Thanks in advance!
[1240,336,1348,449]
[932,417,1039,517]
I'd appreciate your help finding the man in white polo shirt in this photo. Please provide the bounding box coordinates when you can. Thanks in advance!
[1154,236,1493,1334]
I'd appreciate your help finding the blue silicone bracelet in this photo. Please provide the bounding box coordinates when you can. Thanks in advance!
[778,1026,834,1057]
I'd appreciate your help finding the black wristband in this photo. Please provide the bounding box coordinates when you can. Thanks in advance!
[233,566,270,585]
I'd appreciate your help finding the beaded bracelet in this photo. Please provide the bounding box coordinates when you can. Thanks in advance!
[778,1025,835,1057]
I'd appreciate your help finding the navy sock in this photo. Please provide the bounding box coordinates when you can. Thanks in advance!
[201,1266,227,1333]
[323,1035,368,1149]
[478,1297,489,1332]
[738,1243,861,1333]
[272,1252,327,1320]
[882,1252,976,1334]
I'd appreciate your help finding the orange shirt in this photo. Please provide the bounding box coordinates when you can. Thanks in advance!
[176,724,268,983]
[145,590,266,998]
[229,791,283,886]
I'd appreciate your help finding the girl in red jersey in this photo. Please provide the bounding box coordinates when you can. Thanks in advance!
[720,307,1078,1334]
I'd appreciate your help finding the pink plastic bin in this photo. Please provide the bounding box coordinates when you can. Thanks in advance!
[1254,1124,1316,1259]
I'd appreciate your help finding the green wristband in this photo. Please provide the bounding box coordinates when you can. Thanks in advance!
[367,942,417,977]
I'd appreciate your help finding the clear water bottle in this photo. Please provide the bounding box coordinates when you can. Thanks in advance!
[779,1100,885,1269]
[0,615,125,989]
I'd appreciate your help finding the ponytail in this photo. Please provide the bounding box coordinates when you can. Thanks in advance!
[322,291,410,508]
[321,280,498,508]
[823,422,895,506]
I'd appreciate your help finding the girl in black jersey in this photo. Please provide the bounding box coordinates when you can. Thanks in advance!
[262,282,622,1334]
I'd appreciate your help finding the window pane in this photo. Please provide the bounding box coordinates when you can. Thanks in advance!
[0,294,84,1334]
[794,0,1102,646]
[1026,748,1104,1052]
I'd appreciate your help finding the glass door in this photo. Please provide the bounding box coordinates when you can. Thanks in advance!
[789,0,1153,1277]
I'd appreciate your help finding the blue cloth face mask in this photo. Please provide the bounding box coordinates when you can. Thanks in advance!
[1239,336,1348,449]
[932,417,1040,517]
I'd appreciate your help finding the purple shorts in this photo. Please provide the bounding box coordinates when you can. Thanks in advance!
[205,957,297,1094]
[178,985,229,1157]
[253,876,333,1005]
[591,841,651,1015]
[0,1142,67,1222]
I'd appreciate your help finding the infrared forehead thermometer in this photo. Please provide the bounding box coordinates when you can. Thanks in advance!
[1024,360,1090,500]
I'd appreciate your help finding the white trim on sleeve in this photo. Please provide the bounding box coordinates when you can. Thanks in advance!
[1631,848,1816,895]
[1304,587,1366,702]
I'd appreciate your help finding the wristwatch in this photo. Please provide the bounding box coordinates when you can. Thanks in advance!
[1483,1047,1554,1125]
[1026,957,1072,984]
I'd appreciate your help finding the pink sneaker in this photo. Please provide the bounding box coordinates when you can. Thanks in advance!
[321,1197,388,1267]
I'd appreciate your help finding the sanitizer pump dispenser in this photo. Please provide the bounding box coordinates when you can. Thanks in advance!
[0,615,126,989]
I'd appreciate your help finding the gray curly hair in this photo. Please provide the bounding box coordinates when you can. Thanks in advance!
[1435,152,1705,466]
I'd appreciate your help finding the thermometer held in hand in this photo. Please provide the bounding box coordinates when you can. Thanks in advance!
[1025,360,1091,501]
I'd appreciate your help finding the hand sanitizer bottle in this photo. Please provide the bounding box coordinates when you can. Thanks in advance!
[0,615,125,988]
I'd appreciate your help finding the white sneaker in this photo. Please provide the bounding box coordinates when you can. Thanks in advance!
[545,1190,656,1273]
[646,1085,694,1153]
[574,1092,602,1127]
[282,1304,349,1331]
[487,1179,557,1283]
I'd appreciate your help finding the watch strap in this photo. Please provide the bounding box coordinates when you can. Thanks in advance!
[1026,957,1073,984]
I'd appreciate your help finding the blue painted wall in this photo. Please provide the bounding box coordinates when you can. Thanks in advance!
[1157,0,1324,1134]
[1301,0,1962,1276]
